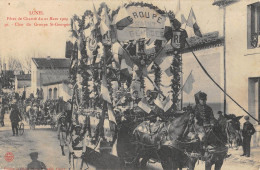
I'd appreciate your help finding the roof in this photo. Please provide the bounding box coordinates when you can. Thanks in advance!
[42,79,70,86]
[212,0,239,6]
[183,31,224,53]
[157,31,223,55]
[32,58,70,69]
[16,74,31,81]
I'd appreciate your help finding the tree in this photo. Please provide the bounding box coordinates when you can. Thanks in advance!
[21,56,32,73]
[21,50,43,73]
[8,56,22,72]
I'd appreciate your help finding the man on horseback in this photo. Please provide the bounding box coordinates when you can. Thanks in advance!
[193,91,216,127]
[193,91,217,152]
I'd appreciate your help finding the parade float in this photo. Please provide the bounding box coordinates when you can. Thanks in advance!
[65,2,190,168]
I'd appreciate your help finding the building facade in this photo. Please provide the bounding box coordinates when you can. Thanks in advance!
[14,74,31,96]
[180,31,224,117]
[42,80,72,101]
[216,0,260,146]
[31,57,70,96]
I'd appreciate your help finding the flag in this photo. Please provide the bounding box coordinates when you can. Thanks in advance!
[100,7,110,36]
[181,14,187,25]
[120,48,134,76]
[154,96,164,110]
[186,8,202,37]
[101,75,112,103]
[138,98,152,114]
[120,59,132,76]
[183,71,195,94]
[111,42,121,64]
[100,20,110,36]
[164,12,173,41]
[146,38,156,46]
[174,0,187,28]
[107,103,117,124]
[71,18,79,38]
[154,95,173,112]
[111,139,118,156]
[162,96,173,112]
[164,67,172,77]
[114,5,133,30]
[92,3,99,25]
[71,18,78,32]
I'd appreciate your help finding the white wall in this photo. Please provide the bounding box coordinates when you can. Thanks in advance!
[226,0,260,147]
[182,46,224,115]
[31,59,69,95]
[43,83,72,101]
[226,0,260,117]
[31,60,38,95]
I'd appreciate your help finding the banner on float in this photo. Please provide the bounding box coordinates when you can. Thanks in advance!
[115,6,166,41]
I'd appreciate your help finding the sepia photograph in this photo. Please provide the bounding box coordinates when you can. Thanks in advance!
[0,0,259,169]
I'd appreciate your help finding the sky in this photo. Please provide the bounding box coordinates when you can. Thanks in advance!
[0,0,223,67]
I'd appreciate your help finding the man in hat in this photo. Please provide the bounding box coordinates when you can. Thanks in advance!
[0,103,5,127]
[241,116,255,157]
[217,111,226,123]
[130,90,141,109]
[27,152,46,169]
[9,103,22,136]
[57,114,68,156]
[194,91,216,126]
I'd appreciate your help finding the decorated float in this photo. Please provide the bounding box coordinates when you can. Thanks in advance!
[65,2,194,169]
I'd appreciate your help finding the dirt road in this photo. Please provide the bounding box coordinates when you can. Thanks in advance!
[0,114,259,170]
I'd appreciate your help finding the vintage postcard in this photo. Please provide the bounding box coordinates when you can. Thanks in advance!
[0,0,259,169]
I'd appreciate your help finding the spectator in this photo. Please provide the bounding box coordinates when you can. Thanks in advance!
[9,103,22,136]
[27,152,46,170]
[0,103,5,126]
[241,116,256,157]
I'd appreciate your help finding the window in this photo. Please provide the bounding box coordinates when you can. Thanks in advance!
[49,88,52,99]
[248,77,260,125]
[53,88,58,99]
[248,2,260,49]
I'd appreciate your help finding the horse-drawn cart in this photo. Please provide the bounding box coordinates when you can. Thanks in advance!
[65,2,243,170]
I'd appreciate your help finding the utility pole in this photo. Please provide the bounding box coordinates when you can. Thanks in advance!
[223,5,227,114]
[213,0,231,114]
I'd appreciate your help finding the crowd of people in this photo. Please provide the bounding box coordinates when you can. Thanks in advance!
[23,97,71,128]
[0,89,257,169]
[0,91,72,131]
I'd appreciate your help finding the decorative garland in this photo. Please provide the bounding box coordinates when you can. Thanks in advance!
[68,2,184,115]
[171,51,182,110]
[111,2,166,20]
[152,62,161,91]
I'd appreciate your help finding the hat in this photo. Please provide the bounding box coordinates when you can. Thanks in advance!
[195,91,207,104]
[198,92,207,100]
[29,152,38,159]
[244,115,249,120]
[217,111,223,114]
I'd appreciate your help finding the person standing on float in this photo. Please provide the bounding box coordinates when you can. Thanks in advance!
[68,124,88,170]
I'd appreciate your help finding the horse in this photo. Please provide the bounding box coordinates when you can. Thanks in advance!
[116,108,206,170]
[193,114,243,170]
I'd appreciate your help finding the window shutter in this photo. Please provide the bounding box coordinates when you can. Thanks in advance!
[251,5,256,34]
[257,6,260,34]
[248,5,253,48]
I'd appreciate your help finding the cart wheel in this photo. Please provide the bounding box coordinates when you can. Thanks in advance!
[19,123,24,135]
